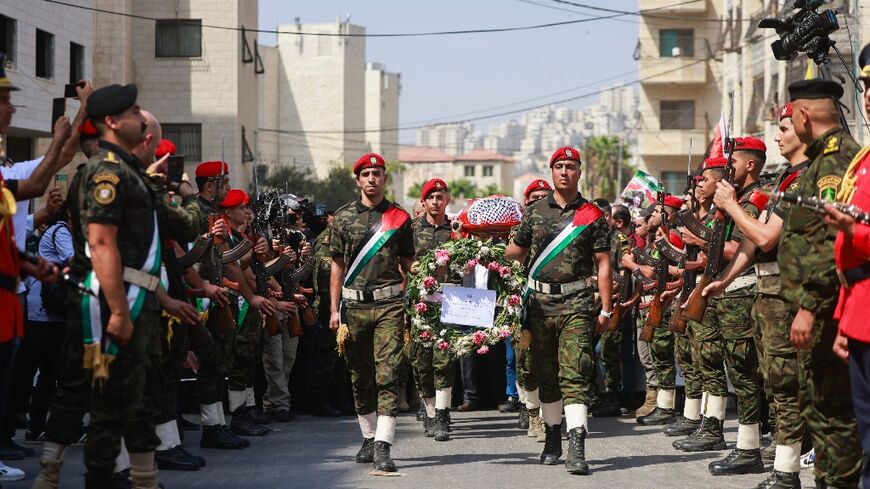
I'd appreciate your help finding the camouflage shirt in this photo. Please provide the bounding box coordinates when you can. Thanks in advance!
[610,229,632,273]
[68,141,159,309]
[311,227,332,318]
[146,176,202,245]
[722,181,764,297]
[513,193,610,314]
[412,216,452,259]
[331,198,415,307]
[193,195,220,283]
[780,127,859,313]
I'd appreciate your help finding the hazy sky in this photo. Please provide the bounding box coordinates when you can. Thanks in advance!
[257,0,640,140]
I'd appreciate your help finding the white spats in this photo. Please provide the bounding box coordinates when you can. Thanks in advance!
[525,388,541,410]
[357,412,377,439]
[736,423,761,450]
[245,387,256,408]
[564,403,588,431]
[707,395,727,421]
[375,416,397,445]
[773,442,802,473]
[516,383,528,405]
[155,421,177,451]
[435,388,452,410]
[683,397,702,421]
[541,400,563,426]
[228,390,247,413]
[700,392,709,415]
[657,389,676,410]
[423,397,436,418]
[200,402,222,426]
[41,442,66,461]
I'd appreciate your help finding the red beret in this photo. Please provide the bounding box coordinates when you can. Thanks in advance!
[420,178,448,200]
[734,136,766,153]
[155,139,176,159]
[703,157,728,169]
[664,195,684,209]
[354,153,386,175]
[668,230,685,250]
[195,161,229,178]
[549,146,582,168]
[524,179,552,199]
[779,103,793,120]
[78,119,98,138]
[220,189,249,208]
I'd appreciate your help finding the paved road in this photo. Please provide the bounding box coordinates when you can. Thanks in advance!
[4,410,816,489]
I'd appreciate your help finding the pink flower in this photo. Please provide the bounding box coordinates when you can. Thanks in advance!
[472,330,487,345]
[465,259,479,273]
[487,261,501,272]
[419,330,433,340]
[437,341,450,351]
[498,329,511,339]
[414,302,429,314]
[434,249,451,266]
[499,265,512,278]
[422,276,438,290]
[507,294,521,306]
[477,345,490,355]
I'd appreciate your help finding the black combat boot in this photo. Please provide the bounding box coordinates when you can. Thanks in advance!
[672,416,706,450]
[708,448,765,475]
[229,408,270,437]
[761,431,777,462]
[247,405,273,425]
[636,406,677,426]
[565,426,589,475]
[422,411,434,437]
[155,447,200,471]
[176,446,206,468]
[518,404,530,430]
[754,470,802,489]
[677,416,726,452]
[591,392,621,418]
[498,397,520,413]
[355,438,374,463]
[539,423,563,465]
[433,409,451,442]
[663,415,701,436]
[373,441,397,472]
[200,424,249,449]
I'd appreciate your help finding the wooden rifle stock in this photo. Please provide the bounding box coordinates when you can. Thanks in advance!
[647,292,664,328]
[639,311,656,342]
[681,274,712,323]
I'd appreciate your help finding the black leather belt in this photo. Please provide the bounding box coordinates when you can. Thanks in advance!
[0,272,17,293]
[839,262,870,288]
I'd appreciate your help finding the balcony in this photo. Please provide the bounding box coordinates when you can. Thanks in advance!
[639,0,708,14]
[639,129,709,156]
[638,38,711,85]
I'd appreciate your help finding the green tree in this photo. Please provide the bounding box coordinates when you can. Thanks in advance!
[407,181,424,199]
[582,135,636,201]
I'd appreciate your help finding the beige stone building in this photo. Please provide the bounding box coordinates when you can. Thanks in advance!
[636,0,724,194]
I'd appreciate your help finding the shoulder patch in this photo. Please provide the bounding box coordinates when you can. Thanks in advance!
[93,172,120,185]
[817,175,842,201]
[824,136,840,155]
[748,189,769,211]
[104,152,120,165]
[93,182,117,205]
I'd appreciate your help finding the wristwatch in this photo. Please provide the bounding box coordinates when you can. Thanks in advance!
[599,310,613,319]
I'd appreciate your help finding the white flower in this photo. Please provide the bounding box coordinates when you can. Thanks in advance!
[479,246,490,255]
[428,263,436,271]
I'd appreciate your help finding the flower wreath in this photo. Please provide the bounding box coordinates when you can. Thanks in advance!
[407,238,526,356]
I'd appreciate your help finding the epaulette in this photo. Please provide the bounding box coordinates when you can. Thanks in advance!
[103,151,120,165]
[823,134,840,155]
[748,188,769,211]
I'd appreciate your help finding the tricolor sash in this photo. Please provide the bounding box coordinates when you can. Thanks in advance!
[343,206,410,287]
[527,203,604,282]
[81,212,161,380]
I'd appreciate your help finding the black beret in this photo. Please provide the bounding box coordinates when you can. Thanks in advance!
[788,79,843,101]
[88,84,138,119]
[860,43,870,79]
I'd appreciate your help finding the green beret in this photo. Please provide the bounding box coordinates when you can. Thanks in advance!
[88,84,138,119]
[788,79,843,101]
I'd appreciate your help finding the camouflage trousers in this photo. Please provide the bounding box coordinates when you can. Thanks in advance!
[675,328,702,400]
[408,339,455,400]
[649,309,676,391]
[527,298,595,405]
[799,307,861,487]
[45,296,161,483]
[344,301,405,417]
[511,333,537,392]
[194,301,238,405]
[227,303,262,392]
[636,312,658,389]
[599,327,622,392]
[152,314,191,424]
[752,294,803,445]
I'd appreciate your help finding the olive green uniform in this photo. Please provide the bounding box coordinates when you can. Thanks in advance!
[779,127,862,487]
[599,230,631,392]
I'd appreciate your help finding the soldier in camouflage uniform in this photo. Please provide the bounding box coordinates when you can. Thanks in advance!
[329,153,415,473]
[506,146,612,475]
[409,179,455,442]
[35,84,164,489]
[777,80,862,489]
[703,104,809,488]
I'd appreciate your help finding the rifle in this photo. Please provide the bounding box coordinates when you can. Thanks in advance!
[774,191,870,224]
[277,228,315,337]
[206,174,236,340]
[608,266,632,331]
[18,249,93,297]
[681,139,737,323]
[669,149,700,333]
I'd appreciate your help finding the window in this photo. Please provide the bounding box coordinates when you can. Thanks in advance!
[0,15,15,65]
[660,100,695,130]
[69,42,84,83]
[661,171,685,195]
[162,123,201,163]
[155,19,202,58]
[483,165,493,177]
[35,29,53,79]
[659,29,694,57]
[464,165,475,177]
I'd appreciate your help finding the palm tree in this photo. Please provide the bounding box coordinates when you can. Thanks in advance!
[583,136,635,201]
